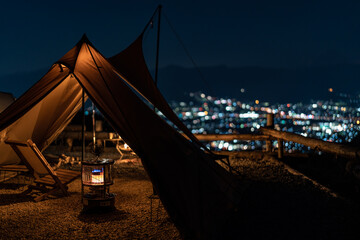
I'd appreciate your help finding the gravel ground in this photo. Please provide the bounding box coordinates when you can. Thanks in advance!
[225,152,360,240]
[1,149,360,239]
[0,163,180,240]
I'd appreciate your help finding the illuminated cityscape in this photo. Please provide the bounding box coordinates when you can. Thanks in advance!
[168,91,360,152]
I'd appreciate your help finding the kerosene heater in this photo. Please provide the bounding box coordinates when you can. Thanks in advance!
[81,158,115,211]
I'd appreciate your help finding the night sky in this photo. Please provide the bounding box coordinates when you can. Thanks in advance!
[1,0,360,97]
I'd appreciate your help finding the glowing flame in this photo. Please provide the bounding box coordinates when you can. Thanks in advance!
[91,169,104,185]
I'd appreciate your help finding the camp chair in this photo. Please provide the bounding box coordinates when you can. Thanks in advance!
[5,139,80,202]
[116,143,137,161]
[0,164,29,184]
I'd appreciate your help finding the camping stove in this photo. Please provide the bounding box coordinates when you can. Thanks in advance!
[81,158,115,211]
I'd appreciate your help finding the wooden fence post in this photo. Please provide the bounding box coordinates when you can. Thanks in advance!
[266,113,274,152]
[278,138,283,159]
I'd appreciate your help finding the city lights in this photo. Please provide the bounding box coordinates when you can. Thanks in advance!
[169,92,360,151]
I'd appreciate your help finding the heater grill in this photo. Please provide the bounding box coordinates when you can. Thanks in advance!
[81,158,115,211]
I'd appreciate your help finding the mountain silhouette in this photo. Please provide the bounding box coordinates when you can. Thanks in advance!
[158,64,360,103]
[1,64,360,103]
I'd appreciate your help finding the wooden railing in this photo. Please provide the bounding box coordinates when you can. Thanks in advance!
[191,134,271,141]
[259,127,360,159]
[58,113,359,161]
[191,113,360,161]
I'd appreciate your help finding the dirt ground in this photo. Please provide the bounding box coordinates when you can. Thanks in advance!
[224,152,360,240]
[1,148,360,239]
[0,162,180,240]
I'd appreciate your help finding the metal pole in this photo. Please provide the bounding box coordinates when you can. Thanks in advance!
[81,88,85,202]
[154,5,162,86]
[92,102,96,152]
[82,89,85,161]
[153,5,162,195]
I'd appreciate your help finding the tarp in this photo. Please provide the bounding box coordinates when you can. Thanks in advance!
[0,35,240,238]
[108,33,212,154]
[0,92,15,113]
[0,68,84,164]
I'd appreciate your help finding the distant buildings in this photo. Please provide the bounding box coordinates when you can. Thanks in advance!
[168,92,360,152]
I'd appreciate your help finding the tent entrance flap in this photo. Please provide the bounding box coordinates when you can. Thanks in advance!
[0,73,85,165]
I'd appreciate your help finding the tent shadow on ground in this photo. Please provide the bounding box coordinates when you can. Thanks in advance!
[224,179,360,240]
[280,154,360,201]
[113,165,150,181]
[78,209,129,223]
[0,193,33,206]
[0,182,28,190]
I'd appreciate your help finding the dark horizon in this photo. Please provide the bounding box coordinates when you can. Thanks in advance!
[2,63,360,104]
[2,1,360,71]
[2,1,360,102]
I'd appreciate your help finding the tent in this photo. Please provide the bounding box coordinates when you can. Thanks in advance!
[0,35,240,238]
[0,92,15,113]
[108,32,213,155]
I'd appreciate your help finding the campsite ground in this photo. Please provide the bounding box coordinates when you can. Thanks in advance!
[1,146,360,239]
[0,161,181,239]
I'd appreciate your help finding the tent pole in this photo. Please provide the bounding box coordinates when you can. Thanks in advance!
[82,89,85,162]
[153,6,162,111]
[154,5,162,87]
[92,102,96,153]
[81,88,85,202]
[152,5,162,196]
